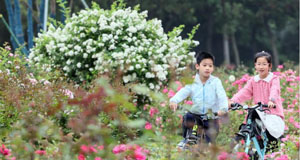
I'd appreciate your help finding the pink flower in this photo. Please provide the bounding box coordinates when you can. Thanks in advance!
[62,89,74,99]
[160,102,166,107]
[273,72,281,76]
[145,122,152,130]
[281,135,290,142]
[238,110,244,115]
[97,145,104,150]
[35,150,46,155]
[293,122,300,129]
[80,145,89,154]
[29,78,38,85]
[94,158,102,160]
[0,144,10,156]
[278,65,284,69]
[149,107,159,117]
[89,146,97,153]
[143,104,149,110]
[168,90,175,98]
[78,154,85,160]
[156,117,162,125]
[236,152,249,160]
[177,86,183,91]
[217,152,229,160]
[185,100,193,105]
[112,144,127,154]
[287,87,294,93]
[289,117,295,123]
[134,147,147,160]
[162,87,168,93]
[275,154,289,160]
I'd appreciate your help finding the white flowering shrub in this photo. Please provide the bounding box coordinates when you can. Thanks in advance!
[29,2,199,90]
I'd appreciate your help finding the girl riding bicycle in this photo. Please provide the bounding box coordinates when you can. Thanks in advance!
[229,51,285,153]
[169,51,228,148]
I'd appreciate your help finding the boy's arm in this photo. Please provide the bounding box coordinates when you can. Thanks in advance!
[231,78,253,103]
[215,79,228,112]
[169,85,192,104]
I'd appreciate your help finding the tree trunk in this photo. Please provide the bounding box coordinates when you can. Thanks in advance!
[231,34,240,66]
[50,0,56,19]
[223,32,230,65]
[266,23,280,67]
[61,0,66,24]
[39,0,45,31]
[206,14,213,53]
[27,0,34,49]
[221,0,230,65]
[14,0,28,55]
[69,0,74,13]
[4,0,17,49]
[43,0,49,31]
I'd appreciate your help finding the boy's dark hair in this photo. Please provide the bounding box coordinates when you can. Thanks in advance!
[254,51,272,65]
[194,51,215,65]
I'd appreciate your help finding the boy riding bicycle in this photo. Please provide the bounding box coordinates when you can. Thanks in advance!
[169,52,228,148]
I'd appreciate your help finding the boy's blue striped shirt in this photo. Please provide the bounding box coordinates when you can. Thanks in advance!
[170,74,228,114]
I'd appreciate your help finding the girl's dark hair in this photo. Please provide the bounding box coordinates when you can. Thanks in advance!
[254,51,272,64]
[194,51,215,65]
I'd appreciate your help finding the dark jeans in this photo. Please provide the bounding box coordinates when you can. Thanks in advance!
[182,112,219,144]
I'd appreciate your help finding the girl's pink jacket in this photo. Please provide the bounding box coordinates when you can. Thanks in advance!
[231,72,284,119]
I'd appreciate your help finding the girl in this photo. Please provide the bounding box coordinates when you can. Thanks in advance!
[229,51,285,152]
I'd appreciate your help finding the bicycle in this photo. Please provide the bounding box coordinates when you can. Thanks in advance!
[179,111,219,150]
[230,102,275,160]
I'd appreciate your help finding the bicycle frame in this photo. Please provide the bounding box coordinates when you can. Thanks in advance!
[185,112,218,146]
[231,102,271,160]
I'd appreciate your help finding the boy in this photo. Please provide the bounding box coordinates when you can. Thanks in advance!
[170,51,228,147]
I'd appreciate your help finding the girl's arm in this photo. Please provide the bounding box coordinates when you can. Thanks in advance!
[169,85,192,104]
[269,76,281,102]
[231,78,253,103]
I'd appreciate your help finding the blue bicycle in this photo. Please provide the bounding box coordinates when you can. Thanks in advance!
[230,102,275,160]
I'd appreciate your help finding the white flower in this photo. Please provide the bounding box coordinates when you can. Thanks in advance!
[123,75,131,83]
[149,83,154,89]
[77,63,81,68]
[83,53,88,58]
[128,66,134,71]
[135,64,141,69]
[229,75,236,82]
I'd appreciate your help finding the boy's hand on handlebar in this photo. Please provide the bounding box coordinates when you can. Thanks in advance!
[218,110,226,116]
[170,102,178,111]
[268,101,275,108]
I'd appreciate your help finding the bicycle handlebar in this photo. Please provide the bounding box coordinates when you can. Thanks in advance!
[230,102,276,111]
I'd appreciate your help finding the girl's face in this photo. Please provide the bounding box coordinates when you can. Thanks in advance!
[195,58,214,79]
[255,57,271,79]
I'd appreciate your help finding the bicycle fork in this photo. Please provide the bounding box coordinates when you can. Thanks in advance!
[252,132,268,160]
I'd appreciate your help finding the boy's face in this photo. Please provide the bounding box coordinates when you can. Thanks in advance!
[195,58,214,78]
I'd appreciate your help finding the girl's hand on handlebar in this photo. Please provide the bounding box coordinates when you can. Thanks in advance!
[268,101,275,108]
[170,102,178,111]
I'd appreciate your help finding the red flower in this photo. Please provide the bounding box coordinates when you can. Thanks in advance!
[0,144,10,156]
[35,150,46,155]
[78,154,85,160]
[217,152,229,160]
[145,122,152,130]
